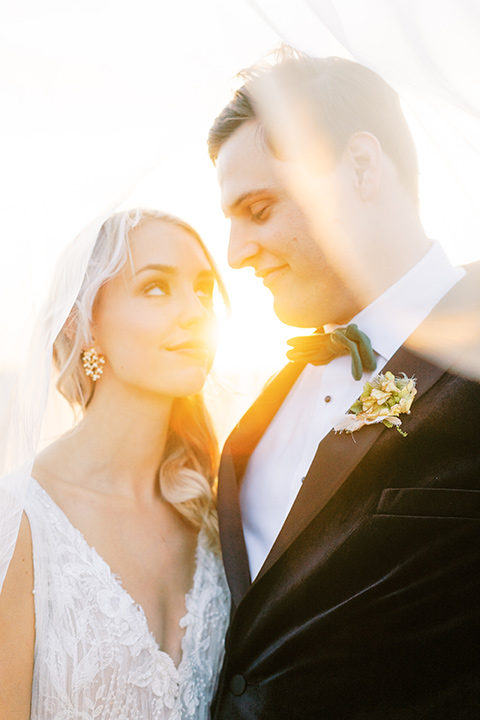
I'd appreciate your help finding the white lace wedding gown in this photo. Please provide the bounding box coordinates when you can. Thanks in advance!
[24,478,230,720]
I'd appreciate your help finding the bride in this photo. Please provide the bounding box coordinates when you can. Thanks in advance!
[0,209,230,719]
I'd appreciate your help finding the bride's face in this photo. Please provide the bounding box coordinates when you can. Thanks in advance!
[91,218,218,400]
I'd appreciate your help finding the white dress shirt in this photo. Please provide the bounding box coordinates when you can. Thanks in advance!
[240,242,465,580]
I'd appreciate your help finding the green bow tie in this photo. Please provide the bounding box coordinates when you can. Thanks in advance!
[286,323,377,381]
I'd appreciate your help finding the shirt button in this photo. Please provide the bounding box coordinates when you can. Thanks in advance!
[324,395,332,403]
[229,674,247,696]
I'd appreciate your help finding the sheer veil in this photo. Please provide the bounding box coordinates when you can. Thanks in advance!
[1,0,479,592]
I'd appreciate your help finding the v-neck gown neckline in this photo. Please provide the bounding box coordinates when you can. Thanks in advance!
[25,477,229,720]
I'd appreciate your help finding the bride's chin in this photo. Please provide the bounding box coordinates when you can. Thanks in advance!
[178,372,210,397]
[154,368,210,400]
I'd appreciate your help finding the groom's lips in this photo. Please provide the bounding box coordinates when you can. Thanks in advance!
[255,265,289,288]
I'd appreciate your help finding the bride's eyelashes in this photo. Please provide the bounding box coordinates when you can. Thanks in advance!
[195,280,215,304]
[139,277,215,305]
[143,280,170,297]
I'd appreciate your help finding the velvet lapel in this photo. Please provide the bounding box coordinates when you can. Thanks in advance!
[218,361,305,607]
[255,344,448,583]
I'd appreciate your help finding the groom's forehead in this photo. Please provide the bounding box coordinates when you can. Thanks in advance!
[217,123,281,213]
[217,121,269,175]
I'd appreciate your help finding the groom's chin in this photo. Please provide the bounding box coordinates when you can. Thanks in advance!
[271,296,318,329]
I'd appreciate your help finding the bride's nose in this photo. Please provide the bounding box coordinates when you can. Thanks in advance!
[178,291,212,328]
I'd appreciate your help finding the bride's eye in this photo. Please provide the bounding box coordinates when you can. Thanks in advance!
[196,281,215,304]
[144,281,169,297]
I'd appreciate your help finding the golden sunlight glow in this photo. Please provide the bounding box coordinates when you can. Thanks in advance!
[3,0,480,446]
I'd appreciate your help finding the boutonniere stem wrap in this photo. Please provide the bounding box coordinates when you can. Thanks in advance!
[334,371,417,436]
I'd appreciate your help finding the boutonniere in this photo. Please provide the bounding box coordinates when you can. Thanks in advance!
[334,371,417,437]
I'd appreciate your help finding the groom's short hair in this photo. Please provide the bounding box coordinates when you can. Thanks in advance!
[208,49,419,204]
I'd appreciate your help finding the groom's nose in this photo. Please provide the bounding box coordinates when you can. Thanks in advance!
[228,222,259,269]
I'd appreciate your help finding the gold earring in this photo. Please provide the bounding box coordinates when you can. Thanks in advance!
[81,347,106,381]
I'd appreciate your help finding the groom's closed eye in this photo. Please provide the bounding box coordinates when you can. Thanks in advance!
[250,202,273,223]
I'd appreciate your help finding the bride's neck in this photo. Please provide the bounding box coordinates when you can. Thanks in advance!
[55,382,174,500]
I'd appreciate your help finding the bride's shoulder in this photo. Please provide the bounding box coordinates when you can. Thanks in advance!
[32,434,82,501]
[32,437,68,487]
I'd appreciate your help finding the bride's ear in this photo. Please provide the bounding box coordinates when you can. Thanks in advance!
[347,132,382,201]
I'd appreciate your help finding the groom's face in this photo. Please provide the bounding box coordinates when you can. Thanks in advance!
[216,120,359,328]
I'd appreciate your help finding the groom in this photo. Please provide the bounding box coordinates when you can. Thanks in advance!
[208,52,480,718]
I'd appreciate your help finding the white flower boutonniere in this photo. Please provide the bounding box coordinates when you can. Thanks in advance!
[334,371,417,437]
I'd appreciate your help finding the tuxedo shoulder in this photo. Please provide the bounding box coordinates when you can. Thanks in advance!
[406,261,480,383]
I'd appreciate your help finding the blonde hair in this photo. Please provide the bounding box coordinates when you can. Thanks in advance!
[53,208,227,548]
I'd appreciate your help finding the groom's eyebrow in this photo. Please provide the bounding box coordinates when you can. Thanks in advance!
[223,188,272,217]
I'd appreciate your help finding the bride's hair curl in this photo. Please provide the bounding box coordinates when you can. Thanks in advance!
[53,208,228,548]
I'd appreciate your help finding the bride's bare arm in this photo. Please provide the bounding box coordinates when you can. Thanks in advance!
[0,514,35,720]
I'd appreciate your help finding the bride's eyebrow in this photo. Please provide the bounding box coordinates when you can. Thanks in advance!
[197,270,215,280]
[135,264,179,276]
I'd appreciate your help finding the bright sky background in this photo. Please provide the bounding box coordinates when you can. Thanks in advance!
[2,0,480,442]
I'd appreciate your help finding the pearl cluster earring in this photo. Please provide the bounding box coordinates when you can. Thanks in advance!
[81,347,106,381]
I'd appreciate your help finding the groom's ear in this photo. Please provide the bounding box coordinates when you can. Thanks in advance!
[347,132,382,201]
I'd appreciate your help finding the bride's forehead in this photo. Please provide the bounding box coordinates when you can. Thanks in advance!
[127,220,211,274]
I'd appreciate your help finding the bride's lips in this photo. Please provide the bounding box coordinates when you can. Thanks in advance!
[166,339,211,356]
[255,265,288,288]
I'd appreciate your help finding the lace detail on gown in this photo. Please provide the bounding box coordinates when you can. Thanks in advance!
[24,478,230,720]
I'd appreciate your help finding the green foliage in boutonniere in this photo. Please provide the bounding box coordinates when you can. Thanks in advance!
[334,371,417,436]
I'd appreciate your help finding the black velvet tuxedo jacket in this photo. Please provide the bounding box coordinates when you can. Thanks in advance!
[212,266,480,720]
